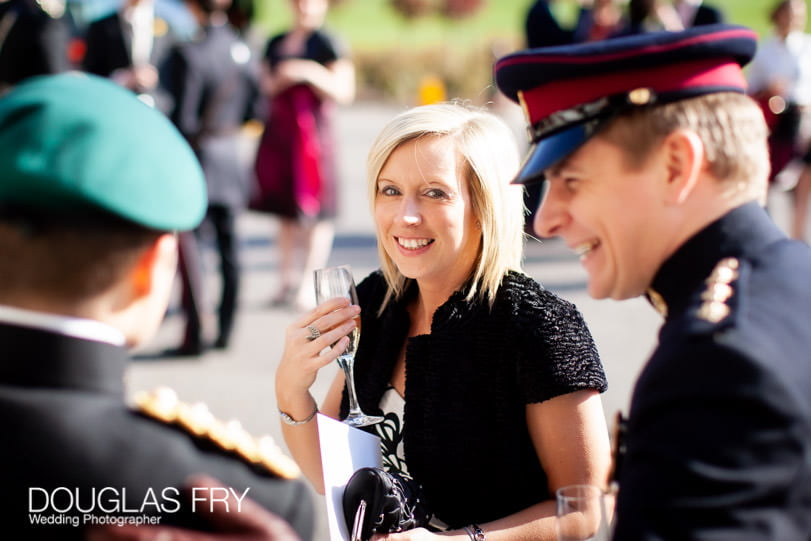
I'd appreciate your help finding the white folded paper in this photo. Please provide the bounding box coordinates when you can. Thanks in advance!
[317,414,381,541]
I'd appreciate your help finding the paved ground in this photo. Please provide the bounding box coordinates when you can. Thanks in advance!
[126,100,799,540]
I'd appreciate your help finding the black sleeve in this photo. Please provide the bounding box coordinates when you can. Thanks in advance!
[614,340,810,540]
[512,277,606,403]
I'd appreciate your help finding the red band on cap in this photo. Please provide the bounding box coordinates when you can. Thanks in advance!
[521,60,747,124]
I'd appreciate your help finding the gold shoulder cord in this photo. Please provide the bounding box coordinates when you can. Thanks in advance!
[134,387,301,480]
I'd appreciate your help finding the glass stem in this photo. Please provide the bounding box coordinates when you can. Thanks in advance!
[340,355,364,418]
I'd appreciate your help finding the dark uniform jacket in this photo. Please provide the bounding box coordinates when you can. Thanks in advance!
[0,322,314,540]
[82,10,177,113]
[613,202,811,540]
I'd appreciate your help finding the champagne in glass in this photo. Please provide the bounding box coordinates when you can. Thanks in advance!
[314,265,383,427]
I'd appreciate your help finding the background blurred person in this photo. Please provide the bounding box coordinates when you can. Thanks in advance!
[0,0,70,89]
[747,0,811,238]
[82,0,177,112]
[573,0,627,42]
[251,0,355,311]
[524,0,574,48]
[275,103,611,539]
[615,0,684,37]
[672,0,725,27]
[164,0,260,355]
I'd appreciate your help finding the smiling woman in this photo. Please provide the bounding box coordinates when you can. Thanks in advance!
[274,102,612,540]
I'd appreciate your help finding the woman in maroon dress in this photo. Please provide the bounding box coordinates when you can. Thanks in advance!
[252,0,355,310]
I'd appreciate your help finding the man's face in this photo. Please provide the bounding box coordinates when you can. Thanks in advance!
[533,135,669,300]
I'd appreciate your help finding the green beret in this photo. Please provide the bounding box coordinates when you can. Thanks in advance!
[0,73,206,231]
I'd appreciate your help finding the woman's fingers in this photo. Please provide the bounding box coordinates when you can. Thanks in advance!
[292,296,351,328]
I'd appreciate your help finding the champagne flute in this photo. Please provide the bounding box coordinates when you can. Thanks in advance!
[314,265,383,427]
[556,484,613,541]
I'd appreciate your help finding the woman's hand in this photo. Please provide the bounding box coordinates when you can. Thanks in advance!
[275,297,360,408]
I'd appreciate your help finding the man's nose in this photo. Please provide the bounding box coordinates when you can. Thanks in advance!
[533,181,566,239]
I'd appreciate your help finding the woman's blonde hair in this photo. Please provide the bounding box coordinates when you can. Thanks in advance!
[366,102,525,310]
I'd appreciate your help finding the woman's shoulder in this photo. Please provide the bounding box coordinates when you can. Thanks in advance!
[308,28,350,59]
[496,271,589,333]
[499,271,577,311]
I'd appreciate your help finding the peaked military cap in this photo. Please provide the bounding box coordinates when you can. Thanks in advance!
[495,24,758,185]
[0,73,206,231]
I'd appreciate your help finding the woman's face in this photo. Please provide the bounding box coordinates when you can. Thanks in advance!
[291,0,328,30]
[374,136,481,292]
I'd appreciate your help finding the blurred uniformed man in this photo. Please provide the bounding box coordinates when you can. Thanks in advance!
[496,25,811,539]
[0,73,313,540]
[0,0,69,89]
[82,0,177,113]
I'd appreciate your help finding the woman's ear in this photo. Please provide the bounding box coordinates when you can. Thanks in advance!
[661,129,705,205]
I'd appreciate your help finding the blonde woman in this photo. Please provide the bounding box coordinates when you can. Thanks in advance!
[275,103,611,540]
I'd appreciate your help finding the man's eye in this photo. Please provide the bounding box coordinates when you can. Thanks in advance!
[563,177,579,189]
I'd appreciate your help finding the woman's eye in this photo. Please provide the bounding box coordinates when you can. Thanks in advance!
[425,188,447,199]
[379,186,399,196]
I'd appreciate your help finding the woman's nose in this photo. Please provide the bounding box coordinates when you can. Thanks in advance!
[399,197,421,226]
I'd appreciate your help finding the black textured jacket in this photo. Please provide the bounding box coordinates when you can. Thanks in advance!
[343,270,607,528]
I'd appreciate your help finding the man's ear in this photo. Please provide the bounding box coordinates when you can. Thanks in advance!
[131,233,178,299]
[661,129,705,205]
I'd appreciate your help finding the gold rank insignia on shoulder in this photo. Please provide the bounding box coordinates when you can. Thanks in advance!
[697,257,740,323]
[646,288,668,317]
[134,387,301,480]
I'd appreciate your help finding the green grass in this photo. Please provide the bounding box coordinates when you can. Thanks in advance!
[254,0,532,50]
[253,0,809,51]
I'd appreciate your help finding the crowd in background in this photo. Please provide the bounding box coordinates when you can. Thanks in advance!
[1,0,353,355]
[2,0,810,353]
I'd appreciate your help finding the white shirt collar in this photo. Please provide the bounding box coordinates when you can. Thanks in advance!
[0,305,126,346]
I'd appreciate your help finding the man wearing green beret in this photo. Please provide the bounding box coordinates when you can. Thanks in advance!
[0,73,314,539]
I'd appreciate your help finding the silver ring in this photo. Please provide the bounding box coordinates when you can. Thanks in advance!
[306,325,321,341]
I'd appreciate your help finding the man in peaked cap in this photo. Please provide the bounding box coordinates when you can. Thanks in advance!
[496,25,811,539]
[0,73,313,539]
